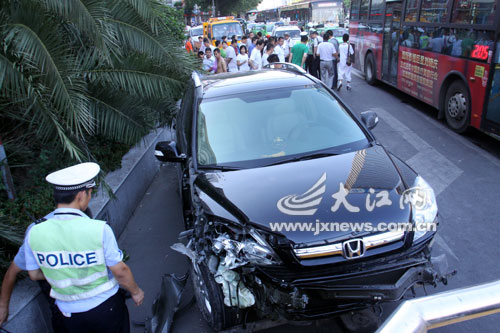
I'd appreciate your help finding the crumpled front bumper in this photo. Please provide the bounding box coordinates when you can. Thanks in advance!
[254,236,456,320]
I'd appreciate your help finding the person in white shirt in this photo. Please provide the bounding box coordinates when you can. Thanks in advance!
[337,33,354,90]
[283,33,293,62]
[202,48,216,73]
[274,37,285,62]
[249,40,264,70]
[247,32,254,49]
[327,30,340,89]
[316,34,338,88]
[261,43,275,67]
[200,38,214,54]
[222,41,238,72]
[237,45,250,71]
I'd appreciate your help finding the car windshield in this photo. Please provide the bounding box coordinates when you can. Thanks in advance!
[275,30,301,38]
[213,23,243,40]
[191,27,203,36]
[197,85,368,167]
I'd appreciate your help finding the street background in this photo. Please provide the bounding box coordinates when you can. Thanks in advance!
[120,69,500,332]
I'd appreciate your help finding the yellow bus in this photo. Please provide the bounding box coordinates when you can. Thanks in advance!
[203,16,244,46]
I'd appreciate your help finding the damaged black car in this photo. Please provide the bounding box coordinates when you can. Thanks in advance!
[155,65,454,331]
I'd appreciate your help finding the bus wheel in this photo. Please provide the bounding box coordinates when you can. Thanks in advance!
[444,81,470,133]
[365,53,376,85]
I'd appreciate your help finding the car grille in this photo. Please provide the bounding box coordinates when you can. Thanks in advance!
[294,231,405,259]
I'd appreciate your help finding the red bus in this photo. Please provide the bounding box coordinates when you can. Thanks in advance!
[349,0,500,138]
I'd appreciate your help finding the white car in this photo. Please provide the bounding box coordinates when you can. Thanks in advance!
[271,25,301,45]
[189,25,203,41]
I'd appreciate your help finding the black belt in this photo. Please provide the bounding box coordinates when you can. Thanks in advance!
[320,60,333,61]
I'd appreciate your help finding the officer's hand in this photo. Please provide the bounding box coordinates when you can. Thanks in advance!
[132,288,144,306]
[0,304,8,326]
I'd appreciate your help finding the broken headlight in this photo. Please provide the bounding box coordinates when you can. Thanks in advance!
[212,226,282,268]
[409,176,438,242]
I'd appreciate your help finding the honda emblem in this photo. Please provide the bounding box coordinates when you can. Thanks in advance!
[342,239,366,259]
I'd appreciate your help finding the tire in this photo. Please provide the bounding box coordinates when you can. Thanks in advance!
[365,53,377,85]
[190,260,241,331]
[444,81,470,133]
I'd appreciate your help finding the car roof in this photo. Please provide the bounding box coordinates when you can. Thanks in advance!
[275,26,300,31]
[200,70,314,99]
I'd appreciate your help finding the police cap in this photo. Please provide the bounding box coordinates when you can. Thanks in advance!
[46,163,100,191]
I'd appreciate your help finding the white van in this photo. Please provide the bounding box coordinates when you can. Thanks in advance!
[271,25,301,45]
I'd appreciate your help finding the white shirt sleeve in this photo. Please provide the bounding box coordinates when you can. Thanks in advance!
[23,228,40,271]
[103,224,123,267]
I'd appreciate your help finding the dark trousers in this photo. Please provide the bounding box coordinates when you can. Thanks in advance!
[313,56,320,79]
[305,54,314,74]
[332,58,338,89]
[306,54,320,78]
[62,291,130,333]
[38,281,68,333]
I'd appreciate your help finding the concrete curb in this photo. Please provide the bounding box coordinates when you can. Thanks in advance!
[89,126,173,236]
[3,126,172,332]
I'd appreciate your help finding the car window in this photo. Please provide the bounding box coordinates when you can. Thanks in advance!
[197,86,368,166]
[190,27,203,36]
[275,30,301,38]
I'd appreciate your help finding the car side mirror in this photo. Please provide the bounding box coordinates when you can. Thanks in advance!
[360,111,379,130]
[154,141,186,163]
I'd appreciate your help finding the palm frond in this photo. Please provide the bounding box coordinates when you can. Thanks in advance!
[84,68,183,100]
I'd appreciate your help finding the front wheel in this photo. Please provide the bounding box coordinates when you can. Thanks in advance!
[444,81,470,133]
[365,53,377,85]
[190,260,241,331]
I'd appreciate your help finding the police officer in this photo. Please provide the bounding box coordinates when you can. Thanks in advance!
[22,162,144,332]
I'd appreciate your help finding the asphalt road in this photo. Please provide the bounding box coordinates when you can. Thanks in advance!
[120,70,500,333]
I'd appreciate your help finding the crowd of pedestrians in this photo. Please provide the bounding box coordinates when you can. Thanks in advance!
[190,29,355,91]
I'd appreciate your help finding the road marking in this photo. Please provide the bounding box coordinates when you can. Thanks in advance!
[351,68,500,168]
[352,69,365,80]
[369,107,463,196]
[405,104,500,169]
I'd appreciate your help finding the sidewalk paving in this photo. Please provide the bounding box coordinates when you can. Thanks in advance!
[117,163,201,332]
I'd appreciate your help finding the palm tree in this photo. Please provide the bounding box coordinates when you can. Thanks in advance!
[0,0,196,161]
[0,0,197,270]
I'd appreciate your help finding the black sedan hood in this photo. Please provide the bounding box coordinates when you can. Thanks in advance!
[196,146,411,246]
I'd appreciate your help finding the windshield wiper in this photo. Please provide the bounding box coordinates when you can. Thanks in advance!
[198,165,243,171]
[263,152,339,167]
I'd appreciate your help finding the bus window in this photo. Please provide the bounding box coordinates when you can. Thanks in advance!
[404,0,419,21]
[212,23,243,40]
[406,27,494,59]
[351,0,361,19]
[420,0,449,23]
[452,0,496,25]
[360,0,370,20]
[370,0,384,19]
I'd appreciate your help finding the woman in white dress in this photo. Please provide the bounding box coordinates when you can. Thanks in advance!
[337,33,354,91]
[237,45,250,72]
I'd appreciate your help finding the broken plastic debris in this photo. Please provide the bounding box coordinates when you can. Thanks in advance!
[146,273,188,333]
[214,262,255,308]
[171,243,196,262]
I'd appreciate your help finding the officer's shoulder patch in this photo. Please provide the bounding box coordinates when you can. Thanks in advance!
[34,217,47,224]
